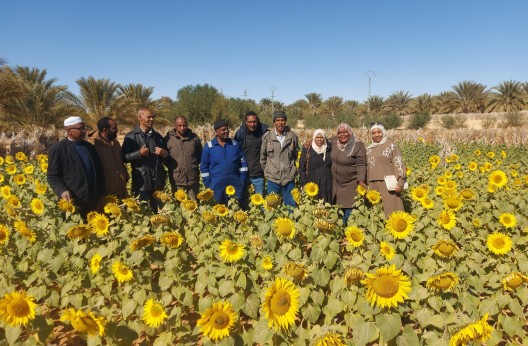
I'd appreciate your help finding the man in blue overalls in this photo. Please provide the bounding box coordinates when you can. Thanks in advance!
[200,119,247,205]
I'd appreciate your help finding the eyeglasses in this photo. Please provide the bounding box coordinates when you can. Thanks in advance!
[70,126,86,131]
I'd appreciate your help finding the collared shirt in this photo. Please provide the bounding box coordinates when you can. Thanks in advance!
[275,129,286,147]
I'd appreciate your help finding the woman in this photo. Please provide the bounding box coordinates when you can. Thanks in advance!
[366,123,406,219]
[330,123,367,224]
[299,129,332,203]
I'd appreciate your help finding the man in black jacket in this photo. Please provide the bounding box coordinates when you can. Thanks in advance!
[122,108,168,211]
[47,116,104,218]
[234,111,268,206]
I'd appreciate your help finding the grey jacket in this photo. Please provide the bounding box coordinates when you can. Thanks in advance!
[260,128,298,185]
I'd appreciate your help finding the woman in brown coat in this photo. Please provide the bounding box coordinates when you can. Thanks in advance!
[330,123,367,224]
[366,123,407,219]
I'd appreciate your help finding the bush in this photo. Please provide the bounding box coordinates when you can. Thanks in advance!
[480,116,496,129]
[502,111,525,127]
[407,112,431,129]
[381,114,403,130]
[440,115,467,129]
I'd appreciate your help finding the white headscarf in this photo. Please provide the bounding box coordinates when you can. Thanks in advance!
[367,123,388,149]
[311,129,327,160]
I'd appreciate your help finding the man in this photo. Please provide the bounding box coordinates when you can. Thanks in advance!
[122,108,168,211]
[164,116,202,200]
[47,116,103,217]
[87,116,129,199]
[234,111,268,199]
[260,111,299,207]
[200,119,247,205]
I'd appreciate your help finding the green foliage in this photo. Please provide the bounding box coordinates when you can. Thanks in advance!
[440,115,467,129]
[480,115,497,129]
[173,84,221,124]
[407,112,432,129]
[501,111,525,127]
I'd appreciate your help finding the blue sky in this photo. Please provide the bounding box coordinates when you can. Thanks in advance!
[1,1,527,104]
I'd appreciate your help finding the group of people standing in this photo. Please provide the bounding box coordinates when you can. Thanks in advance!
[47,108,406,222]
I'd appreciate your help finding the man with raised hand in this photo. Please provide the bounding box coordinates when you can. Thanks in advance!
[200,119,247,205]
[47,116,103,217]
[122,108,168,211]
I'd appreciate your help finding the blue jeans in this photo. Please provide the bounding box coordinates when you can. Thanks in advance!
[267,180,296,208]
[342,208,352,225]
[249,177,265,195]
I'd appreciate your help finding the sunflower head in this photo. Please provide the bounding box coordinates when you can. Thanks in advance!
[112,261,133,283]
[345,226,364,247]
[213,204,229,217]
[438,209,457,230]
[421,197,435,209]
[103,203,122,218]
[197,301,237,341]
[314,218,334,232]
[15,152,28,162]
[90,253,102,274]
[143,299,168,328]
[261,277,300,331]
[468,161,478,171]
[30,198,44,215]
[250,193,265,205]
[150,214,169,226]
[460,188,476,200]
[291,188,301,204]
[265,193,282,209]
[225,185,236,196]
[174,189,188,202]
[250,234,265,249]
[411,187,428,201]
[344,267,365,286]
[284,262,307,282]
[499,212,517,228]
[57,199,75,213]
[0,225,10,245]
[60,308,106,336]
[304,182,319,197]
[13,174,26,185]
[380,241,396,260]
[502,272,528,291]
[489,170,508,188]
[130,235,156,251]
[161,231,184,248]
[313,207,330,219]
[431,239,459,258]
[444,196,463,211]
[202,210,217,224]
[449,314,492,346]
[219,239,245,263]
[487,232,512,255]
[361,264,411,309]
[90,213,110,236]
[426,272,459,292]
[123,197,140,212]
[274,217,295,239]
[197,188,214,202]
[0,290,37,326]
[314,332,346,346]
[357,184,367,196]
[365,189,381,204]
[261,256,273,270]
[233,210,248,224]
[181,199,198,212]
[385,211,414,239]
[66,225,93,240]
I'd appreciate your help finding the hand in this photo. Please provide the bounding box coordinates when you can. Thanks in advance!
[359,181,367,189]
[395,185,403,193]
[155,147,167,157]
[140,147,149,157]
[61,191,72,201]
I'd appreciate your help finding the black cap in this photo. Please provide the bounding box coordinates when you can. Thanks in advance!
[213,119,229,130]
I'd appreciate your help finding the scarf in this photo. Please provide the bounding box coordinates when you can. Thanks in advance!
[367,123,388,149]
[311,129,327,160]
[336,123,356,156]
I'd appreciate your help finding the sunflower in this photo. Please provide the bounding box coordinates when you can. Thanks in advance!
[444,196,463,211]
[123,197,140,212]
[499,212,517,228]
[444,180,457,190]
[112,261,133,283]
[0,185,11,199]
[489,170,507,188]
[486,232,512,255]
[385,211,414,239]
[233,210,248,224]
[429,155,440,168]
[143,299,168,328]
[39,161,48,172]
[313,207,330,219]
[250,193,265,205]
[284,262,307,281]
[202,210,217,223]
[380,241,396,260]
[411,187,428,201]
[438,209,457,230]
[90,253,102,274]
[13,174,26,185]
[174,189,188,202]
[197,301,237,341]
[86,211,98,222]
[366,189,381,204]
[0,157,3,165]
[274,217,295,239]
[250,234,265,249]
[304,182,319,197]
[314,219,334,232]
[361,265,411,309]
[5,205,17,218]
[160,232,184,248]
[15,152,28,162]
[487,151,495,159]
[103,203,122,218]
[265,193,282,208]
[197,188,214,202]
[0,225,9,245]
[60,308,106,336]
[313,332,346,346]
[432,240,459,258]
[344,267,365,286]
[291,188,301,204]
[261,256,273,270]
[502,272,528,291]
[35,182,47,195]
[459,188,476,200]
[446,153,458,162]
[483,162,492,171]
[8,195,21,208]
[0,291,37,326]
[444,171,453,179]
[5,155,14,164]
[18,225,36,243]
[421,198,435,209]
[66,225,92,240]
[426,272,459,292]
[23,165,34,175]
[435,186,444,196]
[150,214,169,226]
[181,199,198,212]
[468,161,478,171]
[0,174,3,184]
[57,199,75,213]
[345,226,365,247]
[27,198,44,216]
[219,239,245,263]
[90,213,109,236]
[261,277,300,331]
[156,191,173,203]
[130,235,156,251]
[225,185,236,196]
[436,176,446,185]
[6,164,17,175]
[213,204,229,217]
[449,314,492,346]
[357,184,367,196]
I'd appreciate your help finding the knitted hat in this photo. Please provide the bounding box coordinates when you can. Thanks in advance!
[213,119,229,130]
[273,111,287,122]
[64,116,83,127]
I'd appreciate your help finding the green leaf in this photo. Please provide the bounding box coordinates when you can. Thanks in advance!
[375,313,402,341]
[158,275,174,291]
[235,272,247,290]
[242,294,260,319]
[218,280,235,297]
[323,297,344,320]
[509,298,523,316]
[424,314,444,329]
[305,304,321,324]
[198,296,213,313]
[324,252,339,269]
[501,315,523,337]
[427,296,442,313]
[341,289,357,307]
[396,325,420,346]
[353,321,379,346]
[315,267,330,286]
[478,299,499,316]
[122,298,137,319]
[5,325,21,345]
[153,332,174,346]
[229,292,245,311]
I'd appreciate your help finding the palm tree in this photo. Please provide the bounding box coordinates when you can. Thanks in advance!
[487,80,526,112]
[259,98,273,118]
[448,80,488,113]
[115,83,156,125]
[343,100,359,114]
[323,96,343,119]
[434,91,457,114]
[364,95,385,116]
[413,93,434,114]
[75,76,121,126]
[385,90,413,115]
[304,92,323,116]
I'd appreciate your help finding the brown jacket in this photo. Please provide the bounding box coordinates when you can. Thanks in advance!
[330,138,367,208]
[87,130,129,199]
[164,129,203,188]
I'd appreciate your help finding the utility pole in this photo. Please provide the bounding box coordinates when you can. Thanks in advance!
[269,86,276,119]
[366,71,375,99]
[243,90,247,101]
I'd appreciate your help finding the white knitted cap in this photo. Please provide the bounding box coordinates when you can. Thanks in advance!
[64,116,83,127]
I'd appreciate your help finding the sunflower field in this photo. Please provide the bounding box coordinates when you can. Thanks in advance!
[0,142,527,346]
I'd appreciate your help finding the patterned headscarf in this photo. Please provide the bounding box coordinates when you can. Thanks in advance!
[336,123,356,155]
[367,123,388,149]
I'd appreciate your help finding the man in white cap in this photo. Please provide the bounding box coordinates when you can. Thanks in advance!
[47,116,103,217]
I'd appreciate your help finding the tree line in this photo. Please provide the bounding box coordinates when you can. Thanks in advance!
[1,59,527,132]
